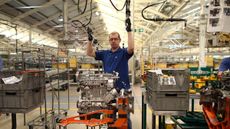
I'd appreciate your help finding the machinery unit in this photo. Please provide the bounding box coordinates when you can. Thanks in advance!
[57,72,134,129]
[146,69,190,115]
[58,92,134,129]
[76,72,121,114]
[200,71,230,129]
[207,0,230,32]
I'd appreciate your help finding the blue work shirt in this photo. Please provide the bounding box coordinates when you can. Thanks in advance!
[95,47,133,90]
[219,57,230,72]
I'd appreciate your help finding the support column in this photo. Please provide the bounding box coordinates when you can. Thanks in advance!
[199,0,206,68]
[131,0,135,86]
[29,27,32,49]
[63,0,68,39]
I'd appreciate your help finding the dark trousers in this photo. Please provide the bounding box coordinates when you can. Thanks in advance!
[127,113,132,129]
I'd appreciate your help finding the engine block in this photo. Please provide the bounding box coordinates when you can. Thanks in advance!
[76,73,119,114]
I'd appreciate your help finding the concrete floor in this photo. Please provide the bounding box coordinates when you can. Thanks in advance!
[0,84,202,129]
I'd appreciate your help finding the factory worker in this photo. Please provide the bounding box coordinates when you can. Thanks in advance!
[86,17,134,129]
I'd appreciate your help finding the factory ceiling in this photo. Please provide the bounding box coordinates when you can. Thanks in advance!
[0,0,210,54]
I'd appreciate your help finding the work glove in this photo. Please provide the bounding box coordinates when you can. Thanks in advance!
[88,34,93,41]
[125,18,132,32]
[93,39,98,45]
[87,27,93,41]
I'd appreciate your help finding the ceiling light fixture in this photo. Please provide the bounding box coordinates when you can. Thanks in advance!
[58,16,63,22]
[95,11,100,16]
[53,25,63,28]
[16,6,43,9]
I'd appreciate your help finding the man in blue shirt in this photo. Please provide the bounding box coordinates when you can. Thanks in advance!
[86,19,134,90]
[86,18,134,129]
[218,57,230,76]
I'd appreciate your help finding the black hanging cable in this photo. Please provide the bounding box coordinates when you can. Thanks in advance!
[109,0,127,11]
[126,0,131,18]
[71,0,93,29]
[141,0,187,24]
[78,0,88,14]
[141,0,167,21]
[71,19,85,28]
[82,0,93,27]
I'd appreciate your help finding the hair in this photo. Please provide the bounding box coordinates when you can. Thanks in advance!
[109,32,121,40]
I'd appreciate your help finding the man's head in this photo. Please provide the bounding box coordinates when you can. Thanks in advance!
[109,32,121,50]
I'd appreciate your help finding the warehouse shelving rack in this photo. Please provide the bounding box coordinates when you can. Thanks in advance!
[0,47,47,129]
[26,44,70,129]
[0,48,11,70]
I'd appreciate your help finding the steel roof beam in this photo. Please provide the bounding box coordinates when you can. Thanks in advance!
[45,8,97,33]
[137,4,169,18]
[0,0,11,6]
[183,29,198,38]
[12,0,60,21]
[144,0,190,44]
[31,1,92,27]
[169,0,181,7]
[135,24,154,32]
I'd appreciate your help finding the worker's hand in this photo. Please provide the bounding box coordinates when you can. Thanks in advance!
[88,34,93,41]
[125,18,132,32]
[87,27,93,41]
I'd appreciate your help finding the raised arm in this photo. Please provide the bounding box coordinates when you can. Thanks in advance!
[127,32,134,54]
[86,41,96,57]
[126,18,134,54]
[86,27,96,57]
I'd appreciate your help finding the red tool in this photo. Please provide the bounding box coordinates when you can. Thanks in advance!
[202,97,230,129]
[58,97,132,129]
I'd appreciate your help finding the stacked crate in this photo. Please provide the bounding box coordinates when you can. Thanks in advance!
[0,70,45,113]
[146,69,190,115]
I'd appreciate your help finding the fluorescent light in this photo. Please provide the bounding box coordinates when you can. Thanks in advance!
[95,11,100,16]
[58,16,63,22]
[53,25,63,28]
[10,53,17,55]
[17,6,43,9]
[58,18,63,22]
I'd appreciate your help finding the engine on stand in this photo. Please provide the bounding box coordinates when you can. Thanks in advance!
[76,72,120,114]
[57,72,134,129]
[200,71,230,129]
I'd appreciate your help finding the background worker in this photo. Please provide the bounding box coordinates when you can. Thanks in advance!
[218,57,230,76]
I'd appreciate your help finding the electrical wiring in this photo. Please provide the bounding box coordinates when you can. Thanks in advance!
[141,0,167,21]
[71,0,93,30]
[141,0,187,23]
[78,0,88,14]
[82,0,92,27]
[109,0,127,11]
[109,0,131,20]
